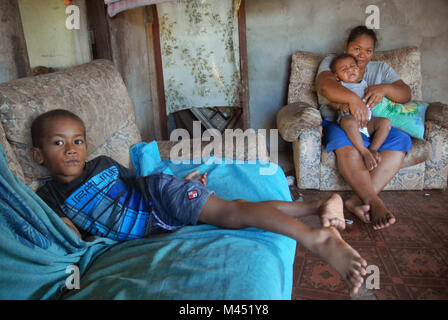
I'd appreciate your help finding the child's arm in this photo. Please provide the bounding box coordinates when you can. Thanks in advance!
[61,217,82,239]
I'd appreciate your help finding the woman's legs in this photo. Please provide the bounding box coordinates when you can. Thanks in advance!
[345,149,405,229]
[325,121,410,230]
[336,146,403,229]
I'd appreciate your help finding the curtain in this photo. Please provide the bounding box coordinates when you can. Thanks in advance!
[157,0,241,114]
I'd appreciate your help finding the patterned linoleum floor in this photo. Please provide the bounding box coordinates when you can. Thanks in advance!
[288,187,448,300]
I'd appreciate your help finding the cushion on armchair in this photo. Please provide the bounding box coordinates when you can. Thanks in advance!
[288,51,324,107]
[0,59,142,189]
[372,46,422,100]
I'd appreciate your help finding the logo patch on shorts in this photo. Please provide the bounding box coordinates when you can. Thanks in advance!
[187,190,198,200]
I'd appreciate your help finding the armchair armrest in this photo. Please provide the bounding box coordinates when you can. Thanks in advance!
[276,102,322,142]
[426,102,448,129]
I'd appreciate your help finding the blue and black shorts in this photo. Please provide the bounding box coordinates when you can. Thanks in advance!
[146,172,214,235]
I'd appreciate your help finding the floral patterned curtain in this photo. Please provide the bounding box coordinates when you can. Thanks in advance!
[157,0,241,115]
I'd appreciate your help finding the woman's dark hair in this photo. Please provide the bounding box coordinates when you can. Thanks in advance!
[31,109,86,148]
[347,25,378,48]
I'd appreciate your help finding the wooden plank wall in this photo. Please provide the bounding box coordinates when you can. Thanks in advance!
[0,0,31,83]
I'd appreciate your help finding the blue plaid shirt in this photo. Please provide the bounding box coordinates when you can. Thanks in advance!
[37,156,153,241]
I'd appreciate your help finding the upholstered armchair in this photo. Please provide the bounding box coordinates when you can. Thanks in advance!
[277,46,448,190]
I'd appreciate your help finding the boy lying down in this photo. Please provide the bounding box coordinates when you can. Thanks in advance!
[31,109,368,294]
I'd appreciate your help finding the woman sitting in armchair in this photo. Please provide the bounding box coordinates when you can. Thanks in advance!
[316,25,413,230]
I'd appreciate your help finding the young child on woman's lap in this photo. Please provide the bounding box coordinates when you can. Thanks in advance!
[30,109,368,294]
[330,53,391,171]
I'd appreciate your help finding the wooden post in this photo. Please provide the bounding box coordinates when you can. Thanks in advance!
[149,5,168,140]
[238,0,250,130]
[85,0,112,60]
[0,0,31,82]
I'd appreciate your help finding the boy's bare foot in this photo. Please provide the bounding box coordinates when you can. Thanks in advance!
[345,196,371,223]
[319,193,346,231]
[369,199,396,230]
[306,227,367,294]
[361,149,378,171]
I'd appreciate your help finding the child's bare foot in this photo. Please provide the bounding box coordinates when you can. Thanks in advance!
[345,196,370,223]
[369,199,396,230]
[361,149,378,171]
[306,227,367,294]
[319,193,346,231]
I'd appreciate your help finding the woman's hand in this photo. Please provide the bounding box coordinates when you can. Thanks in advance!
[348,96,370,128]
[363,84,387,108]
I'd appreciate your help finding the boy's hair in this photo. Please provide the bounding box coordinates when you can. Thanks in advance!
[31,109,86,148]
[330,53,358,73]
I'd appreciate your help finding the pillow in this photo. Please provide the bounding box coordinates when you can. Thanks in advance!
[130,141,174,176]
[371,97,428,139]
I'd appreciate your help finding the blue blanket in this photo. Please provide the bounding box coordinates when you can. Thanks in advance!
[0,147,116,299]
[0,142,296,299]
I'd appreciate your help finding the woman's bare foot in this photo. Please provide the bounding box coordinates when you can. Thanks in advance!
[369,199,396,230]
[306,227,367,294]
[319,193,346,231]
[361,149,378,171]
[345,196,370,223]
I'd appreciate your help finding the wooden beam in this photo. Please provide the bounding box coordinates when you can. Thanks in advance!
[238,0,250,130]
[150,5,168,140]
[0,0,31,82]
[85,0,112,60]
[146,21,164,141]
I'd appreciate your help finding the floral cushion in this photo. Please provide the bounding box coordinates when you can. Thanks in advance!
[372,46,422,100]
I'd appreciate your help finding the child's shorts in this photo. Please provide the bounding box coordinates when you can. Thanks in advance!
[145,172,215,235]
[337,110,371,138]
[322,119,412,154]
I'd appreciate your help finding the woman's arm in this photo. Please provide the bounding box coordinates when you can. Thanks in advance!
[363,80,411,108]
[316,70,370,127]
